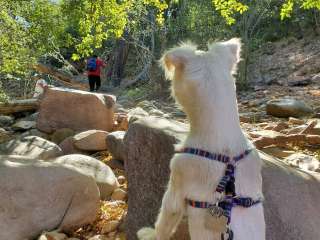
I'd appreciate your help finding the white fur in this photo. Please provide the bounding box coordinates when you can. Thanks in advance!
[138,39,265,240]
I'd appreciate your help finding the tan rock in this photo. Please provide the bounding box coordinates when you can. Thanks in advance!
[111,188,127,201]
[73,130,109,151]
[59,136,89,155]
[101,220,120,234]
[37,87,115,133]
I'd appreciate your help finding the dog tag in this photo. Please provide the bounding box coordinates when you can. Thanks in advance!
[204,210,228,233]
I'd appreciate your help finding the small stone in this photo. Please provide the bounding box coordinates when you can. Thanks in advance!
[101,220,120,234]
[38,231,67,240]
[73,130,109,151]
[88,235,109,240]
[288,117,305,125]
[117,176,126,185]
[111,188,127,201]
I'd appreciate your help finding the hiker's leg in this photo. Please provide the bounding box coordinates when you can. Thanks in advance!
[96,76,101,91]
[88,76,95,92]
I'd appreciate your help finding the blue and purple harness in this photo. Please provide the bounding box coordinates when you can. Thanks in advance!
[177,147,262,240]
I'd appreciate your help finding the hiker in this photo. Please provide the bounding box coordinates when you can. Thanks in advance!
[86,55,106,92]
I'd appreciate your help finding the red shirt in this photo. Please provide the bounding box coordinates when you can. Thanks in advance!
[87,58,105,77]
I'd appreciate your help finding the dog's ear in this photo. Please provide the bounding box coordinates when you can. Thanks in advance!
[160,52,187,80]
[223,38,241,63]
[160,42,197,80]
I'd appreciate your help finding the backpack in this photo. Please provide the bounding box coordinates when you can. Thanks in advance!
[87,58,97,71]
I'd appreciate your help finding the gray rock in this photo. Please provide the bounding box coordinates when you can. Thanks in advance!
[53,154,119,199]
[106,131,126,161]
[128,107,149,123]
[124,116,320,240]
[12,120,36,131]
[73,130,109,151]
[20,129,50,140]
[266,99,313,118]
[0,155,100,240]
[0,115,14,127]
[0,136,62,160]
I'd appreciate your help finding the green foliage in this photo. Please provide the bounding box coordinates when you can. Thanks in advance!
[0,0,66,74]
[61,0,168,60]
[212,0,248,25]
[281,0,320,19]
[0,0,168,75]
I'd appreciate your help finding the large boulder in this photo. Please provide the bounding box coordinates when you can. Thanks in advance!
[0,155,100,240]
[73,130,109,151]
[106,131,126,161]
[266,99,313,118]
[53,154,119,199]
[124,116,320,240]
[37,87,115,133]
[0,136,63,160]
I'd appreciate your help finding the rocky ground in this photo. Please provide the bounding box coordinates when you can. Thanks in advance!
[1,35,320,240]
[1,80,320,240]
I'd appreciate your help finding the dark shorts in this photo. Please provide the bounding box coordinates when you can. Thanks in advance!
[88,75,101,92]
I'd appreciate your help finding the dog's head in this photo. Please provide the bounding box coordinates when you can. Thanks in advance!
[160,39,241,111]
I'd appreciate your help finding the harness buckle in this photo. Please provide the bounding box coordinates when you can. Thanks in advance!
[208,204,224,218]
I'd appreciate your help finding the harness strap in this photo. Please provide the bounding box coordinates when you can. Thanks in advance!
[187,197,261,219]
[178,147,261,239]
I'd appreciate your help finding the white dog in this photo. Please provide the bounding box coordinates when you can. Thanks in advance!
[138,39,265,240]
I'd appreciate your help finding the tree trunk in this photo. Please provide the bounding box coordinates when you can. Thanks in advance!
[0,99,39,114]
[112,31,130,87]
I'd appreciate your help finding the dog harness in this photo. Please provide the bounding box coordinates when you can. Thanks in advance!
[177,147,262,240]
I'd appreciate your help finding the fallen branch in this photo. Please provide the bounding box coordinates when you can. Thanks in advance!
[0,99,39,114]
[34,63,87,90]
